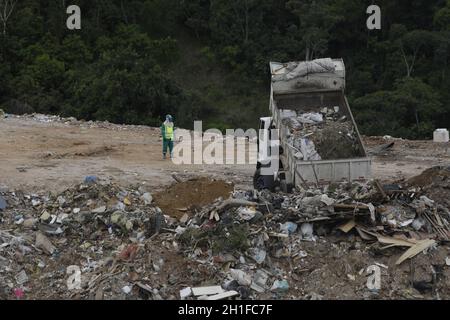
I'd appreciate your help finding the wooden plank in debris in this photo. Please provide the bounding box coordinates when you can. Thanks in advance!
[171,173,184,183]
[355,226,418,247]
[206,290,239,300]
[338,219,356,233]
[215,199,258,213]
[374,179,388,200]
[334,204,371,211]
[268,232,289,238]
[376,235,417,247]
[355,227,375,240]
[368,142,394,155]
[396,239,436,265]
[191,286,224,296]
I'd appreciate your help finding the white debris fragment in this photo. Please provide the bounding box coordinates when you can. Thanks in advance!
[192,286,224,296]
[180,287,192,299]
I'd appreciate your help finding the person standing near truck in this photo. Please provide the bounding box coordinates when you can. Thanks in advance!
[161,114,175,159]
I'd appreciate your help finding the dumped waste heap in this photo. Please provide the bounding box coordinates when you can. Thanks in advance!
[1,167,450,300]
[284,106,361,160]
[175,171,450,298]
[5,112,152,132]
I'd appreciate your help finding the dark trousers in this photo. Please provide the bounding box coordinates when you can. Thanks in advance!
[163,138,174,156]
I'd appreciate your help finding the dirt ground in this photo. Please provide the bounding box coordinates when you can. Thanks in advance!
[1,116,449,194]
[363,136,450,183]
[0,116,254,193]
[153,177,234,218]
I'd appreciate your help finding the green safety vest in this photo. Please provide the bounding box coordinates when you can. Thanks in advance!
[164,124,174,140]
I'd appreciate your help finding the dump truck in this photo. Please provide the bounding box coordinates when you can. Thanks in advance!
[254,58,371,192]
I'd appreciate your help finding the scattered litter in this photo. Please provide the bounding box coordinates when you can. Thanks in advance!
[141,193,153,205]
[35,232,56,255]
[92,206,106,213]
[280,222,298,235]
[248,248,266,264]
[122,285,132,294]
[237,206,257,221]
[13,288,24,299]
[0,163,449,300]
[0,195,6,210]
[270,280,289,292]
[230,269,252,286]
[180,287,192,299]
[15,270,29,285]
[300,223,314,239]
[84,176,98,184]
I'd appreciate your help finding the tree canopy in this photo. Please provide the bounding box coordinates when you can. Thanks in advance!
[0,0,449,138]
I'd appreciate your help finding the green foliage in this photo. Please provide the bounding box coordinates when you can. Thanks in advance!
[353,78,443,139]
[1,0,449,138]
[179,223,249,254]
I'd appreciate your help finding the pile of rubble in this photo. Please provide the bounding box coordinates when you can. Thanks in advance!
[173,170,450,299]
[4,113,152,132]
[0,177,169,299]
[283,106,362,160]
[1,168,450,300]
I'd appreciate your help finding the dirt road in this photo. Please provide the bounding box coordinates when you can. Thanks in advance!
[0,115,254,193]
[1,115,449,193]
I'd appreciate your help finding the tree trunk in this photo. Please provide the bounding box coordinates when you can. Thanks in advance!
[414,108,420,134]
[120,0,128,25]
[244,0,249,43]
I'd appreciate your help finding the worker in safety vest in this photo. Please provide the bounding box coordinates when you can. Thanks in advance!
[161,114,175,159]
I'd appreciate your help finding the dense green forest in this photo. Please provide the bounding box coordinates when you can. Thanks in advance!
[1,0,449,138]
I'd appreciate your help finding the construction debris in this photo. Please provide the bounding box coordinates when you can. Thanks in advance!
[283,107,364,160]
[0,165,450,300]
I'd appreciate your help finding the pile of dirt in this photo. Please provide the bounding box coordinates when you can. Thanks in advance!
[406,166,450,208]
[153,177,234,218]
[407,166,450,187]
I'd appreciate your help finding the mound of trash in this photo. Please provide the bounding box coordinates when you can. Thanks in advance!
[1,168,450,300]
[5,113,153,132]
[172,171,450,299]
[282,106,363,161]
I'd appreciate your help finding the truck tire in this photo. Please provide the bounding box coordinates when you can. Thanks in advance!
[280,180,294,193]
[253,169,275,191]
